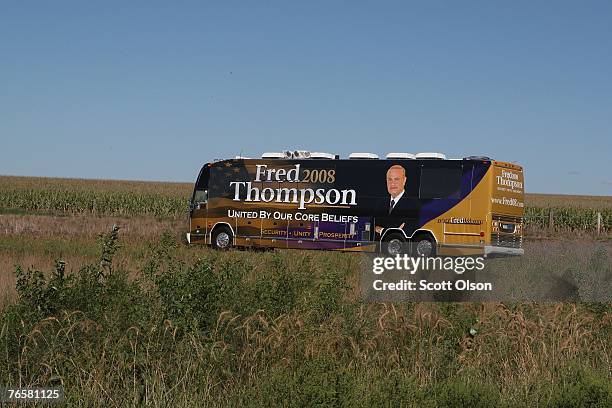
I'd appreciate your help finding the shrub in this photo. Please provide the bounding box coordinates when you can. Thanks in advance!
[548,366,612,408]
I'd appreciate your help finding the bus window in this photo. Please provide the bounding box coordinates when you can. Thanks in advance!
[419,166,462,199]
[192,165,211,209]
[194,189,208,205]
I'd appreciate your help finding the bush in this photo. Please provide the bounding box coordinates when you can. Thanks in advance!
[431,379,500,408]
[13,226,148,329]
[548,366,612,408]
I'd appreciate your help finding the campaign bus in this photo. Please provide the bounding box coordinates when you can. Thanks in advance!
[186,151,524,257]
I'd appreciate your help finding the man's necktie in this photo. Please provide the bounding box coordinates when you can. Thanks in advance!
[389,199,395,214]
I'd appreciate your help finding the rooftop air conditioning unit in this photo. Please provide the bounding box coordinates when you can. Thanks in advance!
[297,150,312,158]
[284,150,312,159]
[349,152,379,159]
[261,152,286,159]
[463,155,491,161]
[310,152,336,159]
[415,152,446,160]
[234,156,251,159]
[386,152,415,159]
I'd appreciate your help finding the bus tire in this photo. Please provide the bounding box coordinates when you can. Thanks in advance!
[411,233,436,257]
[382,232,406,256]
[212,226,233,250]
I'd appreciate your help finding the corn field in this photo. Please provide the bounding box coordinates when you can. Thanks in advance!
[524,207,611,232]
[1,176,610,231]
[0,188,187,218]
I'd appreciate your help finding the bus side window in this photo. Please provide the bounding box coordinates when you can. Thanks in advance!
[419,167,462,199]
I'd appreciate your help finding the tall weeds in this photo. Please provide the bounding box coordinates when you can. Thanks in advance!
[1,229,610,407]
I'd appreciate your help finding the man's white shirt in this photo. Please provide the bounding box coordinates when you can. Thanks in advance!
[390,190,405,212]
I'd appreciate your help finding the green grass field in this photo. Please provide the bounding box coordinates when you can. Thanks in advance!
[0,176,610,407]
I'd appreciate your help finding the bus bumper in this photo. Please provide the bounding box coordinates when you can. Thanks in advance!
[484,245,524,257]
[186,233,191,244]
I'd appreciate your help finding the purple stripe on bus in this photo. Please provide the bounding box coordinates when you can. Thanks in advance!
[417,163,490,227]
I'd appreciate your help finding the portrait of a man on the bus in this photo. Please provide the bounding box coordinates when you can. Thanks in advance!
[375,164,420,237]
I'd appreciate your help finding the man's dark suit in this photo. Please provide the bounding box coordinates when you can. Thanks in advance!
[375,193,421,238]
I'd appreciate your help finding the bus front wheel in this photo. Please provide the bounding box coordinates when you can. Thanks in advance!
[212,226,233,250]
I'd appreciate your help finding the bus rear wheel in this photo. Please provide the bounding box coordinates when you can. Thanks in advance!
[212,226,233,250]
[382,232,406,256]
[411,233,436,257]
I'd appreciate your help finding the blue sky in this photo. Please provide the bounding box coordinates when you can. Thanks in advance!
[1,1,611,195]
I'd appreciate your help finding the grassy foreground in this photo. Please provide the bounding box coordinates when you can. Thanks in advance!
[0,176,610,406]
[1,228,610,407]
